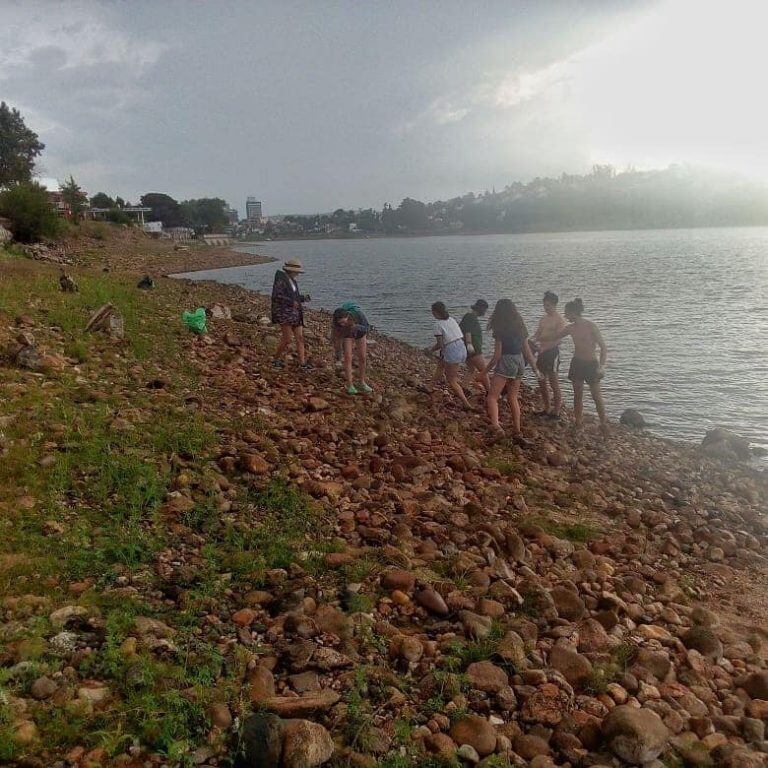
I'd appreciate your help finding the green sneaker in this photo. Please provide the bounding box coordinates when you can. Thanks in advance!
[346,384,359,395]
[358,382,373,394]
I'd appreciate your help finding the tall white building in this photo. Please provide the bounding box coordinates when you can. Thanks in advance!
[246,197,262,222]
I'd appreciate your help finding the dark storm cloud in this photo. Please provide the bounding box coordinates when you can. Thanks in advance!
[0,0,654,212]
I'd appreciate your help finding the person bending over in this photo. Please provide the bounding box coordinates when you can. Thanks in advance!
[484,299,541,440]
[533,290,566,419]
[429,301,472,409]
[555,298,608,434]
[331,301,373,395]
[460,299,491,392]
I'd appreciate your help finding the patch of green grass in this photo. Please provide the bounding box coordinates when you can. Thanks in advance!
[342,556,381,583]
[0,692,20,763]
[442,620,506,668]
[345,593,376,614]
[586,641,637,694]
[523,514,598,543]
[484,453,521,476]
[199,480,322,587]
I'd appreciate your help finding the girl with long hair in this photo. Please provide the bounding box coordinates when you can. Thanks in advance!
[484,299,541,439]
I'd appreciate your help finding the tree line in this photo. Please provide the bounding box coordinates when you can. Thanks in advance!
[277,164,768,237]
[6,97,768,244]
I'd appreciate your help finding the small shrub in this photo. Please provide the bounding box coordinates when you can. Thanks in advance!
[0,182,61,242]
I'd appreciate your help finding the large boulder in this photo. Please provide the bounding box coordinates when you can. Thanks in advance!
[449,715,496,757]
[744,671,768,700]
[548,645,593,688]
[549,586,586,621]
[602,705,669,764]
[681,626,723,662]
[281,719,334,768]
[700,428,751,460]
[466,661,509,693]
[234,712,284,768]
[620,409,646,428]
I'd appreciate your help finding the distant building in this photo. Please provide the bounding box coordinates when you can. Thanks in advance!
[246,197,262,223]
[224,206,239,225]
[38,179,78,219]
[162,227,195,241]
[201,234,233,246]
[90,206,152,224]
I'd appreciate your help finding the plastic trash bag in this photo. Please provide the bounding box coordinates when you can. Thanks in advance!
[182,307,207,334]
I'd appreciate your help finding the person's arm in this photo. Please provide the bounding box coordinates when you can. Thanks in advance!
[462,330,476,356]
[593,323,608,368]
[483,338,501,373]
[553,324,574,341]
[523,339,543,379]
[533,317,544,342]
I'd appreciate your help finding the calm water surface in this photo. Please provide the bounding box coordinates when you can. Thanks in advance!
[182,229,768,455]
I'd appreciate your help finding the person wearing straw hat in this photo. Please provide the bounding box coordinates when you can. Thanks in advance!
[271,259,311,368]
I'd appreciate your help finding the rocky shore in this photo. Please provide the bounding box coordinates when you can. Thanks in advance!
[1,229,767,768]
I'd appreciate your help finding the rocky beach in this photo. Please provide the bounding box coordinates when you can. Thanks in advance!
[1,226,768,768]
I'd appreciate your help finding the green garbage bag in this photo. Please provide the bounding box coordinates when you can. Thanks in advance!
[182,307,207,334]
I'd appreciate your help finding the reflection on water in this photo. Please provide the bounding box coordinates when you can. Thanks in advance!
[182,228,768,456]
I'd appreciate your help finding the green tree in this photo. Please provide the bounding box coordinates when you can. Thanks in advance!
[0,102,45,187]
[395,197,428,230]
[0,182,61,242]
[90,192,115,208]
[140,192,183,227]
[60,176,88,223]
[180,197,228,233]
[114,196,126,209]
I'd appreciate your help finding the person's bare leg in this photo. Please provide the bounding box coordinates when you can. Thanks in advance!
[549,371,562,415]
[433,359,445,384]
[343,337,354,387]
[462,358,475,388]
[474,356,490,392]
[506,378,522,434]
[446,363,471,408]
[275,324,292,360]
[589,380,609,434]
[294,326,306,365]
[572,380,584,426]
[356,337,367,385]
[538,376,551,413]
[486,375,507,430]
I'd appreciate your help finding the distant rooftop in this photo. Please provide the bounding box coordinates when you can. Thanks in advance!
[89,206,151,213]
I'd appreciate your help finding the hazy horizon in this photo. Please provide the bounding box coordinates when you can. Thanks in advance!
[4,0,768,214]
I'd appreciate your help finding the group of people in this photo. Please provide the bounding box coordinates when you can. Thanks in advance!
[270,259,609,439]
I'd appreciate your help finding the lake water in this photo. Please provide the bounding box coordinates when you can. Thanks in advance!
[181,229,768,456]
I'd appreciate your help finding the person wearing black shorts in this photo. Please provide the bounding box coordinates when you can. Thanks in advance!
[533,291,566,419]
[554,298,609,435]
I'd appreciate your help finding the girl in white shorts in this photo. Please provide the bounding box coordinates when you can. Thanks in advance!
[429,301,472,409]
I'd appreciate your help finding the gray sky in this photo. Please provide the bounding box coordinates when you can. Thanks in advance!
[3,0,766,214]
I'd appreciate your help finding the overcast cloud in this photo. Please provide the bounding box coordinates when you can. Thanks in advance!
[3,0,766,214]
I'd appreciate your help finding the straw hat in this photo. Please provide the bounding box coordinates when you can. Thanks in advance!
[283,259,304,274]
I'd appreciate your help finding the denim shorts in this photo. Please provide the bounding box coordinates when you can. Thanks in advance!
[442,339,467,365]
[494,353,525,379]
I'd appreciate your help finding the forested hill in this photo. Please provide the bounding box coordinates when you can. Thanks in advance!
[278,166,768,236]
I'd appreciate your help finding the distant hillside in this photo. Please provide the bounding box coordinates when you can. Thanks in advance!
[270,166,768,238]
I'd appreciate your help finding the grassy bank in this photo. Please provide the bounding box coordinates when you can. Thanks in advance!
[0,250,328,763]
[2,237,768,768]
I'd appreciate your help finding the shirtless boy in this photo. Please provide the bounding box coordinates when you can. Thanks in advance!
[533,291,566,418]
[555,298,609,434]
